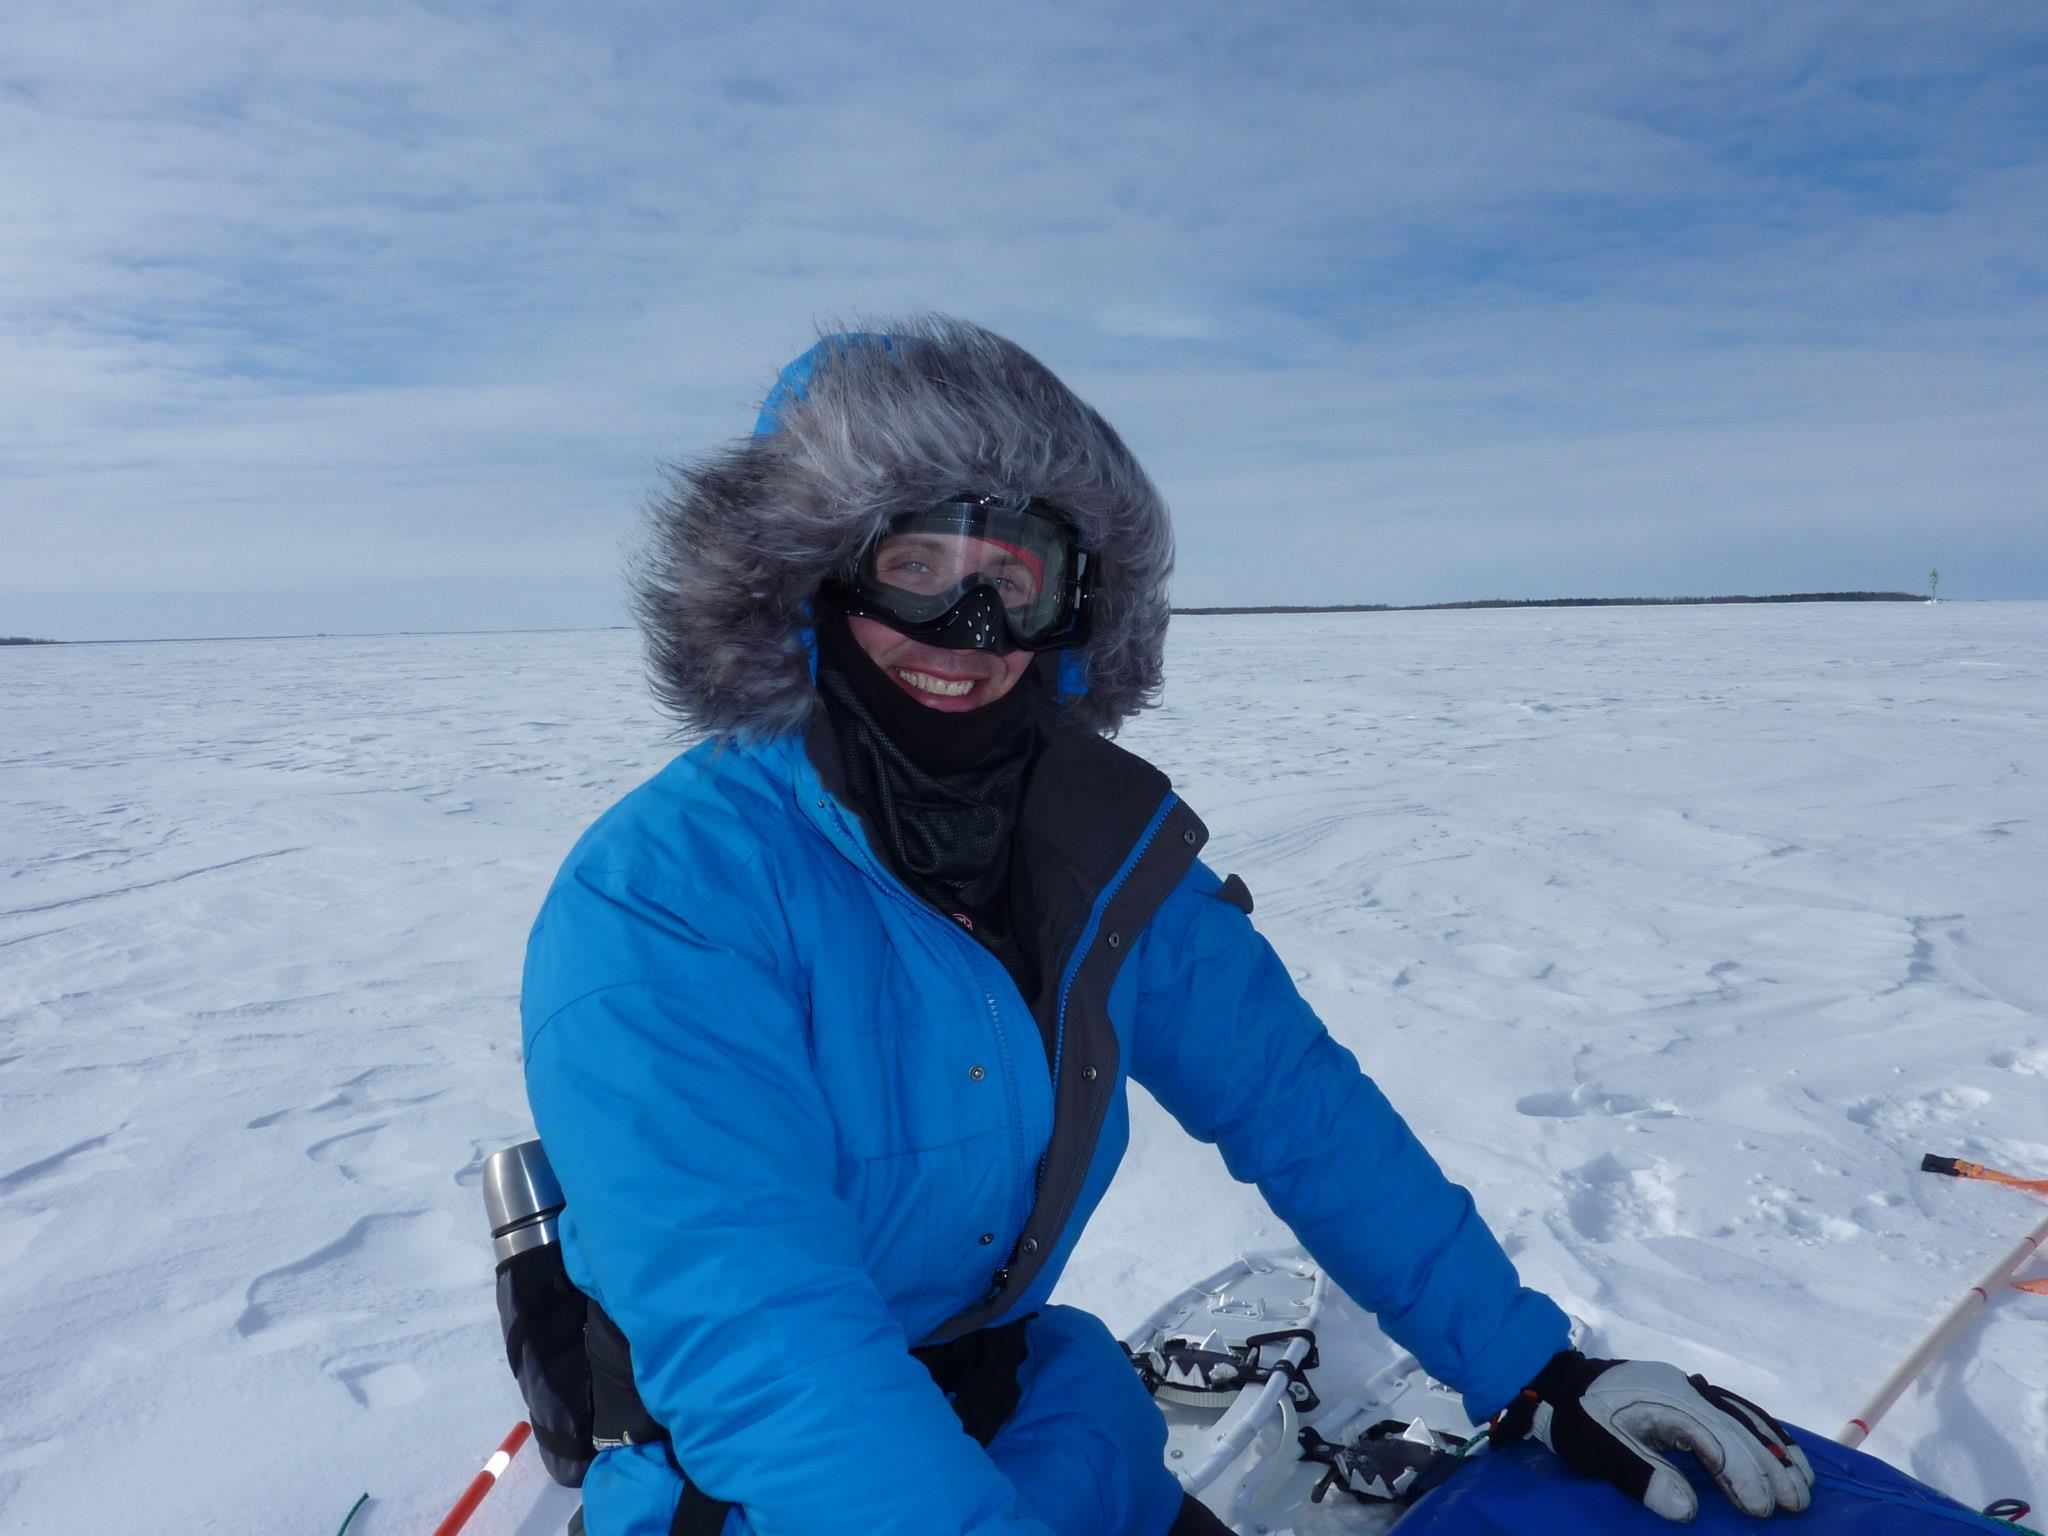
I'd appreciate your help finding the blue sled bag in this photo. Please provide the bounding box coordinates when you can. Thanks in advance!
[1396,1426,2024,1535]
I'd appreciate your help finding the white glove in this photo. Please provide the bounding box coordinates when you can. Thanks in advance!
[1496,1351,1816,1521]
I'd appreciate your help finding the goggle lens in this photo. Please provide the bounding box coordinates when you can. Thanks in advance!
[847,501,1085,649]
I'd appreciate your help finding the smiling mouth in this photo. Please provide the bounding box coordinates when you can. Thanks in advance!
[894,668,979,698]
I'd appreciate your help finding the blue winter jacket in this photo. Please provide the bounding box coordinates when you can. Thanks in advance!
[521,721,1569,1535]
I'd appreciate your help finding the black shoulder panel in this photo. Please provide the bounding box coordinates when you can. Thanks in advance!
[1213,872,1254,915]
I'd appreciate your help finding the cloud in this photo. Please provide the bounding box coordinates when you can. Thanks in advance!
[1,0,2043,636]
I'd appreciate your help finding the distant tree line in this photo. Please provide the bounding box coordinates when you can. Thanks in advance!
[1174,592,1924,616]
[2,636,60,645]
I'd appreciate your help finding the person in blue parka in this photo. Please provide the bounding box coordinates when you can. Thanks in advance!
[520,317,1815,1536]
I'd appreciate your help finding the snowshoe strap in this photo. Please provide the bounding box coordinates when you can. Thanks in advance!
[1299,1420,1468,1506]
[1131,1328,1322,1413]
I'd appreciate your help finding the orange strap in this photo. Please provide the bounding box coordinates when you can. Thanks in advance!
[1952,1160,2048,1196]
[2015,1276,2048,1296]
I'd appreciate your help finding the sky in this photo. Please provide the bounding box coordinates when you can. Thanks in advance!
[2,1,2045,640]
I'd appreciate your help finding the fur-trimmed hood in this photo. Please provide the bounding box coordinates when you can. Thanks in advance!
[632,316,1173,739]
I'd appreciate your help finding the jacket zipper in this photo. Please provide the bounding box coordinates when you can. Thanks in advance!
[980,987,1029,1245]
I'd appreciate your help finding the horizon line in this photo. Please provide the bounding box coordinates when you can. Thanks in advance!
[8,589,2018,646]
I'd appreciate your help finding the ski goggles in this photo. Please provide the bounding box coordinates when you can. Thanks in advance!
[829,498,1093,652]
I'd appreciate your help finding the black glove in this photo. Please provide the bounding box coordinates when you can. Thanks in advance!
[1495,1350,1815,1520]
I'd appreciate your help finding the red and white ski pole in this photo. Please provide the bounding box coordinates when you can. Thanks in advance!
[430,1420,532,1536]
[1836,1155,2048,1448]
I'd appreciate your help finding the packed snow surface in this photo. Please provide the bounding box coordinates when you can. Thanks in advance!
[2,603,2044,1533]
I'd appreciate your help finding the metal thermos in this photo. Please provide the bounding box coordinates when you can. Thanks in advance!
[482,1139,564,1267]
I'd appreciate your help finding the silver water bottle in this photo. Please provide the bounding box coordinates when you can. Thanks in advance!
[482,1137,594,1488]
[482,1138,564,1268]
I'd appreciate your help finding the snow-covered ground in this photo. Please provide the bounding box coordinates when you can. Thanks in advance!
[2,603,2043,1532]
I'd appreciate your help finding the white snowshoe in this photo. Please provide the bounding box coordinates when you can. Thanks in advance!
[1122,1251,1481,1533]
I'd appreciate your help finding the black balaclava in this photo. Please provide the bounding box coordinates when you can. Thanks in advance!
[812,603,1041,1000]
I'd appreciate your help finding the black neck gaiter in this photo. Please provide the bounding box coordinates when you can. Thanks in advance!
[813,607,1041,991]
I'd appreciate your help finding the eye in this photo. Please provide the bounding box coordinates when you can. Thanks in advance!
[981,564,1040,603]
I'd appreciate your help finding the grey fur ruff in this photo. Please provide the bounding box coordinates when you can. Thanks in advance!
[632,316,1174,740]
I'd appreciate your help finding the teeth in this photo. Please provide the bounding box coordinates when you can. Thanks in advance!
[897,669,975,697]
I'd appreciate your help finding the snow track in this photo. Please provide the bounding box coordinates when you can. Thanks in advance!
[2,606,2043,1530]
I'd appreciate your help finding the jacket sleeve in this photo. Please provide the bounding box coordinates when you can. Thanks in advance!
[1126,863,1570,1423]
[521,857,1054,1536]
